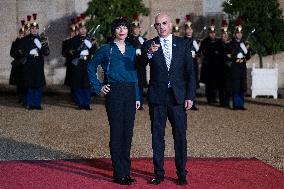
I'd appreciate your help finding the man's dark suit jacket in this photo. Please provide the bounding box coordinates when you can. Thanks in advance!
[142,35,196,105]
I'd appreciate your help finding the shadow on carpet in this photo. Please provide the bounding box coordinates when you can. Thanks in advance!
[0,158,283,189]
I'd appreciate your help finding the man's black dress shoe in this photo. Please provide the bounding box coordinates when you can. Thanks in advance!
[114,177,131,185]
[177,177,188,185]
[150,177,164,185]
[126,175,136,183]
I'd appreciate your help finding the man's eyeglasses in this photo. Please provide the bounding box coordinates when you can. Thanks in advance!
[154,21,168,28]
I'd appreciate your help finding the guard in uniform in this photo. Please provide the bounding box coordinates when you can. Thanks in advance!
[184,14,200,110]
[68,14,97,110]
[9,20,26,103]
[24,15,32,36]
[20,13,50,110]
[62,18,77,100]
[229,17,251,110]
[172,18,181,37]
[127,14,147,110]
[200,19,223,104]
[219,19,232,107]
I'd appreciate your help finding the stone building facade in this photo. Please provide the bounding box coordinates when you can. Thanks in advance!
[0,0,283,94]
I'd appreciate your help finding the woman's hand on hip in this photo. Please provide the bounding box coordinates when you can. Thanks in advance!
[100,84,110,95]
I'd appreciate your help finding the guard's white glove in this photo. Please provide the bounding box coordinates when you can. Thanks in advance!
[84,39,92,49]
[34,38,42,49]
[191,50,196,58]
[240,42,248,54]
[193,40,199,52]
[136,49,142,56]
[29,48,38,55]
[80,49,89,56]
[136,101,141,110]
[237,52,244,59]
[138,36,145,45]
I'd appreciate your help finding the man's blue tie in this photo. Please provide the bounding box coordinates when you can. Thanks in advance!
[163,39,171,70]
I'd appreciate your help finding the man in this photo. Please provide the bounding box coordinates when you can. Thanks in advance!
[229,17,251,110]
[127,14,147,110]
[68,14,97,110]
[172,18,181,37]
[220,20,233,108]
[24,15,32,36]
[142,12,195,185]
[184,14,200,110]
[9,20,26,103]
[62,18,77,100]
[200,19,223,104]
[20,13,50,110]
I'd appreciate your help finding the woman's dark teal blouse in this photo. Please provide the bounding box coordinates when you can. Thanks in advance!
[88,42,139,101]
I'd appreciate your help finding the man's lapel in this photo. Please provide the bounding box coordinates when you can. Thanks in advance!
[170,36,178,71]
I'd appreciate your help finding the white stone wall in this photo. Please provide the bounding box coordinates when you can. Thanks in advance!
[74,0,90,14]
[203,0,225,15]
[142,0,203,39]
[0,0,17,83]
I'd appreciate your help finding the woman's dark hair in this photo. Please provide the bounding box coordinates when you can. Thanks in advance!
[111,18,130,37]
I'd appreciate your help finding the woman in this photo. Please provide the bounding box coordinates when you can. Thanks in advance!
[88,18,140,185]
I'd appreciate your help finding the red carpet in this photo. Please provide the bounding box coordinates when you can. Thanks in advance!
[0,158,283,189]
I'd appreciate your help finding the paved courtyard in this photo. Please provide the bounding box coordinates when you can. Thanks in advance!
[0,90,283,171]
